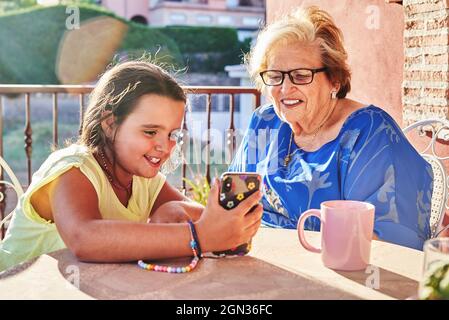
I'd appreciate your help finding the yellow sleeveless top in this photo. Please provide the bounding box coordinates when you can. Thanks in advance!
[0,144,165,271]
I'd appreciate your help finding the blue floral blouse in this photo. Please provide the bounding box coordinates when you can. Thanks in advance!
[228,105,433,250]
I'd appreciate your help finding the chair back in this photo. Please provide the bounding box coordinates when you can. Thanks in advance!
[0,156,24,236]
[403,119,449,238]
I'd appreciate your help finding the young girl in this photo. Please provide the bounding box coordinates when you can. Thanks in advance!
[0,61,263,271]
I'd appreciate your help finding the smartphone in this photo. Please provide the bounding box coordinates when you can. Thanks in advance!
[214,172,262,257]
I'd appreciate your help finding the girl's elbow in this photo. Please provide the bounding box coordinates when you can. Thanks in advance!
[67,242,90,262]
[61,227,95,261]
[70,246,91,262]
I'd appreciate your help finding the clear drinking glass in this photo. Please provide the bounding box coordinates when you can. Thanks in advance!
[418,238,449,300]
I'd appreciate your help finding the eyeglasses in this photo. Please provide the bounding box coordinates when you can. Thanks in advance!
[259,67,327,86]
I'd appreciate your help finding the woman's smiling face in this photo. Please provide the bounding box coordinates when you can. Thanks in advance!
[110,93,185,179]
[266,41,338,135]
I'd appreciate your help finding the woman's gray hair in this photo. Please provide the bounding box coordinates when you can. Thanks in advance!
[246,6,351,98]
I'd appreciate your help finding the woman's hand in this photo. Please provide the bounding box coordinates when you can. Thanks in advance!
[194,178,264,253]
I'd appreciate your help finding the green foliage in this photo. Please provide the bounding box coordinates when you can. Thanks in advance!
[420,263,449,300]
[56,0,98,5]
[182,176,211,206]
[157,26,239,53]
[0,0,37,14]
[157,26,251,72]
[239,37,252,57]
[3,121,79,176]
[0,3,252,80]
[0,0,98,13]
[0,6,62,84]
[120,22,182,67]
[0,4,182,84]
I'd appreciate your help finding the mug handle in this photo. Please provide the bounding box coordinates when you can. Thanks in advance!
[297,209,321,253]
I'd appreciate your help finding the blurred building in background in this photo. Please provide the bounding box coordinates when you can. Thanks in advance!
[100,0,266,135]
[100,0,265,41]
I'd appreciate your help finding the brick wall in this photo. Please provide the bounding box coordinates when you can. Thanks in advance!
[403,0,449,126]
[403,0,449,233]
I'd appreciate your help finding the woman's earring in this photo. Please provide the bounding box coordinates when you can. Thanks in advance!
[331,90,337,100]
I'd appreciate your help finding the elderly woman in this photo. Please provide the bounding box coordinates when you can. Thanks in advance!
[228,6,433,250]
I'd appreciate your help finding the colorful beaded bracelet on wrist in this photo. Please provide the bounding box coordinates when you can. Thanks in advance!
[137,221,201,273]
[187,220,203,258]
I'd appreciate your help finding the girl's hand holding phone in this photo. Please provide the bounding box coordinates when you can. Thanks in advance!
[194,175,263,254]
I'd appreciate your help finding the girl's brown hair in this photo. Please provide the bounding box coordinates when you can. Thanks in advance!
[79,61,186,151]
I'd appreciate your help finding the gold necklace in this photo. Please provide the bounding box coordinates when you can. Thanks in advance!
[283,133,295,167]
[283,126,322,167]
[283,100,338,167]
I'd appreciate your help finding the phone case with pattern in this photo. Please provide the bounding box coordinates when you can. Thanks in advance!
[214,172,261,256]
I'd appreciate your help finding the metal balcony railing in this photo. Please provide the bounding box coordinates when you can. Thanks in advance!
[0,85,261,238]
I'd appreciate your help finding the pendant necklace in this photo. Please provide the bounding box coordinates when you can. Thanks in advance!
[283,126,322,167]
[283,99,339,167]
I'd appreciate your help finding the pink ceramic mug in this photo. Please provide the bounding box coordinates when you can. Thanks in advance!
[297,200,375,271]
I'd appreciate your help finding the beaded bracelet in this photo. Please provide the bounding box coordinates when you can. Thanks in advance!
[187,220,203,258]
[137,221,201,273]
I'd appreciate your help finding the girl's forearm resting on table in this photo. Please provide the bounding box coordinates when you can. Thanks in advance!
[63,219,198,263]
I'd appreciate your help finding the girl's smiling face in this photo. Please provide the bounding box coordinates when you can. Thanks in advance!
[107,93,185,179]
